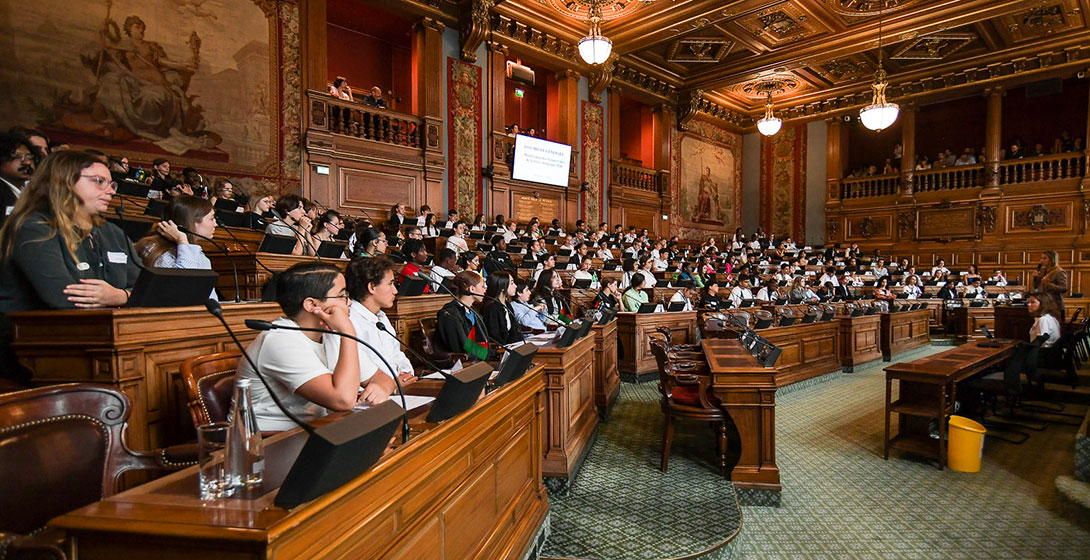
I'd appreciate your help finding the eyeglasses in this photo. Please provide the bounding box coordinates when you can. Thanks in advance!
[12,151,34,162]
[321,290,350,304]
[80,175,117,191]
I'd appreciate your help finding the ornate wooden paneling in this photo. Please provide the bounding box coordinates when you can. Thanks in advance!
[916,206,977,241]
[760,320,840,387]
[844,214,892,242]
[1005,201,1074,234]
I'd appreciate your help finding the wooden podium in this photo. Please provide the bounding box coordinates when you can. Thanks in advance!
[208,253,348,302]
[880,309,931,360]
[591,319,619,414]
[534,335,598,479]
[617,311,698,377]
[838,313,882,371]
[10,303,282,450]
[702,339,781,492]
[50,366,550,560]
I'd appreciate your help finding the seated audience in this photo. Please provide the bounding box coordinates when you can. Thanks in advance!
[312,210,345,244]
[352,227,387,259]
[483,235,515,274]
[481,271,523,344]
[329,77,354,101]
[0,133,36,224]
[436,271,491,361]
[621,273,649,312]
[267,194,315,256]
[446,221,469,254]
[236,262,360,431]
[874,277,896,301]
[134,195,216,277]
[511,279,548,331]
[592,278,620,311]
[429,248,457,285]
[244,192,273,230]
[362,86,388,109]
[669,286,696,311]
[534,269,571,323]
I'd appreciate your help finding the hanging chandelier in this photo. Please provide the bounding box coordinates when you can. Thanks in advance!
[578,5,612,65]
[756,91,782,136]
[859,6,899,131]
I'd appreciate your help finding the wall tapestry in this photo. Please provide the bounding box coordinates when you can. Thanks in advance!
[0,0,300,194]
[759,123,806,240]
[671,118,743,240]
[447,56,482,216]
[581,100,604,225]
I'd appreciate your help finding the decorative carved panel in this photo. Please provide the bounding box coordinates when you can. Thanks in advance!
[916,206,976,241]
[665,38,736,63]
[890,31,978,61]
[341,166,420,213]
[845,215,890,240]
[512,191,561,224]
[736,4,825,46]
[1001,1,1083,42]
[813,56,873,83]
[1008,202,1072,232]
[826,217,840,240]
[898,211,916,239]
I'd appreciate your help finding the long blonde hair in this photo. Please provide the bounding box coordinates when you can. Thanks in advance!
[0,150,103,264]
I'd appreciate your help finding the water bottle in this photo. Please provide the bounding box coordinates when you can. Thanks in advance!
[225,379,264,490]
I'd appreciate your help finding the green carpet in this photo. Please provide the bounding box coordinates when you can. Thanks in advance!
[731,344,1090,559]
[541,382,742,560]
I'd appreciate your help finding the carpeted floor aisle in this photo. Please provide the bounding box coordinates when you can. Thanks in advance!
[731,345,1090,559]
[541,382,742,560]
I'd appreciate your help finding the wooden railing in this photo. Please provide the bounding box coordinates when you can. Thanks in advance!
[997,152,1085,185]
[318,93,422,149]
[914,164,983,193]
[841,174,900,199]
[610,160,661,192]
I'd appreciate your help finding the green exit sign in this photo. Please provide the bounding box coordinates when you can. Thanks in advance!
[514,88,525,98]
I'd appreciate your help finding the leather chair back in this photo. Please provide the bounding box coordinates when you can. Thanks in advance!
[753,310,774,330]
[181,351,240,429]
[0,384,143,534]
[777,308,797,327]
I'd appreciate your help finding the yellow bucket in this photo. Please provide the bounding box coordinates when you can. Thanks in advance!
[947,415,986,472]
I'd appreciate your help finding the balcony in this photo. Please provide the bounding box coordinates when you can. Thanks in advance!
[308,91,422,150]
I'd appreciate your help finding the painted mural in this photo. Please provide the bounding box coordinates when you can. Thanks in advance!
[672,119,743,240]
[0,0,299,189]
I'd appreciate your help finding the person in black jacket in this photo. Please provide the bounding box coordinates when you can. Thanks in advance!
[483,234,514,275]
[435,271,492,361]
[591,277,620,311]
[533,268,572,323]
[0,133,36,226]
[700,280,723,310]
[0,151,142,383]
[481,271,523,344]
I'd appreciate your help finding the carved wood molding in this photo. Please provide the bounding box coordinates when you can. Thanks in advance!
[460,0,494,62]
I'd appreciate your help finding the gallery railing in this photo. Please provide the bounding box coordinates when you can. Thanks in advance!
[610,161,662,192]
[914,164,983,193]
[997,152,1085,185]
[308,92,422,149]
[840,173,900,199]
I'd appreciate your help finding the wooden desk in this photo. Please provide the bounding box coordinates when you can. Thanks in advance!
[884,342,1014,468]
[10,303,282,450]
[946,303,994,340]
[51,365,550,559]
[993,304,1033,342]
[758,320,840,386]
[208,253,347,302]
[535,335,598,479]
[838,313,882,371]
[880,309,931,361]
[702,339,780,492]
[617,311,698,377]
[591,319,620,414]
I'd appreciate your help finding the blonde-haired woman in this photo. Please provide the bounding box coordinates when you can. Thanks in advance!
[0,151,141,381]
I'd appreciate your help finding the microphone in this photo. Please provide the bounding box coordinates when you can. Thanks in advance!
[204,299,316,435]
[270,208,321,258]
[373,321,450,376]
[244,319,412,444]
[180,225,241,303]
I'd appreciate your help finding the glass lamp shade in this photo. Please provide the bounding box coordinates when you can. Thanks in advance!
[578,34,613,65]
[859,102,900,131]
[756,116,782,136]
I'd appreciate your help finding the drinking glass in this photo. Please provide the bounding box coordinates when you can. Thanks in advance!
[198,422,232,500]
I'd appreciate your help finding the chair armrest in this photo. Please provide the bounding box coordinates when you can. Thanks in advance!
[1,528,66,560]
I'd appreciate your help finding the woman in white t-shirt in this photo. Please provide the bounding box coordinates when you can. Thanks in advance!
[1028,292,1061,348]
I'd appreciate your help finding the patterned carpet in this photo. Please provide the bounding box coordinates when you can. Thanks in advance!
[731,344,1090,559]
[541,382,742,560]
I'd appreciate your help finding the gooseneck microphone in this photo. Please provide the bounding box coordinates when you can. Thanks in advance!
[373,322,451,376]
[269,208,321,258]
[180,225,241,303]
[245,319,411,443]
[204,299,316,435]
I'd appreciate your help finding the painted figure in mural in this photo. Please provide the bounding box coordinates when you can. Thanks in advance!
[694,166,720,223]
[64,4,220,155]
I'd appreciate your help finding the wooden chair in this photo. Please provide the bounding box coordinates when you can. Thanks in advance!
[417,318,469,366]
[181,351,241,429]
[0,384,194,559]
[648,339,727,474]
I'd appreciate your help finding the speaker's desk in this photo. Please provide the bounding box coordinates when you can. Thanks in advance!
[10,303,282,450]
[702,339,781,492]
[533,334,598,479]
[50,365,550,560]
[617,311,698,378]
[880,309,931,360]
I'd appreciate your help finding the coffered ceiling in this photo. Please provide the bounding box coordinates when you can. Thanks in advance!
[481,0,1090,127]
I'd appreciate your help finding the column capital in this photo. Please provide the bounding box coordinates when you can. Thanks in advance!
[413,16,445,34]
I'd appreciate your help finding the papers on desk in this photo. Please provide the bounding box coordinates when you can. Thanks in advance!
[355,394,435,411]
[421,360,463,380]
[525,332,557,345]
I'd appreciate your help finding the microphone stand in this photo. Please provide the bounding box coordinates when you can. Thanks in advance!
[216,215,277,275]
[204,300,316,435]
[412,271,498,348]
[373,322,453,376]
[180,226,240,303]
[244,319,411,444]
